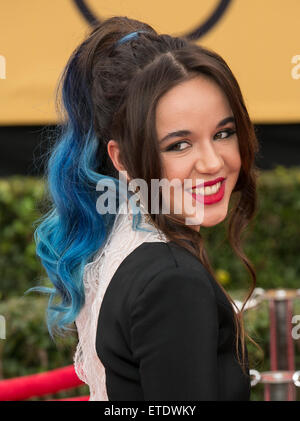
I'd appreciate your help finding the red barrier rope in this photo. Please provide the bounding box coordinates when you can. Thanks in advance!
[0,365,87,401]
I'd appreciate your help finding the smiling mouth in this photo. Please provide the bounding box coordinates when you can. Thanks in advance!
[187,179,226,205]
[190,181,223,196]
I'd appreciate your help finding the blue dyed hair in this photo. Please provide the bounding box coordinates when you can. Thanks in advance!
[26,25,153,339]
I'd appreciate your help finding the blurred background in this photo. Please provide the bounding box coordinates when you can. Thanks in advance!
[0,0,299,401]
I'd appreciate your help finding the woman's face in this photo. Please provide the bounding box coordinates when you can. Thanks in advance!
[155,75,241,231]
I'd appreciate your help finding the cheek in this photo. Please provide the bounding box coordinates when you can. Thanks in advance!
[222,142,241,173]
[161,156,190,181]
[231,153,242,173]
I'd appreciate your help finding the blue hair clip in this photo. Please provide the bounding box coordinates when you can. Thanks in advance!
[116,30,148,46]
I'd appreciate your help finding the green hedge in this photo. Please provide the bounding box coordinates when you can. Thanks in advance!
[0,176,46,301]
[0,166,300,400]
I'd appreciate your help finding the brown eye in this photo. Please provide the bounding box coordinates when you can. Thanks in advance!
[166,141,190,151]
[214,129,236,140]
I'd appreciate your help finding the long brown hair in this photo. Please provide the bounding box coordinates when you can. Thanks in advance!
[68,15,263,376]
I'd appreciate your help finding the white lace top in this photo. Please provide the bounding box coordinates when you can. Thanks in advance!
[73,199,168,401]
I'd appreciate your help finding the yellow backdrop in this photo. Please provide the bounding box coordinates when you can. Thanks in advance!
[0,0,299,124]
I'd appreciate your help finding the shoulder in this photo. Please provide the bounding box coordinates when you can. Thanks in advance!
[131,262,217,315]
[106,241,217,310]
[113,240,212,281]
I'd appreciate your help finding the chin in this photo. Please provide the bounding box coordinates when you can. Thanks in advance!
[201,211,227,227]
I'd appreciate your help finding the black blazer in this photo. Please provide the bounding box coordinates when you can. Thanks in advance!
[96,240,251,401]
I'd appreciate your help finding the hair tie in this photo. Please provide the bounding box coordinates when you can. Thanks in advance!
[116,30,148,46]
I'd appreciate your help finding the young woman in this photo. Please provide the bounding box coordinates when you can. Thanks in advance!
[32,16,261,401]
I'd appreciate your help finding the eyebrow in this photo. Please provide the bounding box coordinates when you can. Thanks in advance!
[159,116,236,144]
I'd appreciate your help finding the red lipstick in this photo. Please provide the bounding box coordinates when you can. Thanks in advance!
[189,178,226,205]
[192,177,225,189]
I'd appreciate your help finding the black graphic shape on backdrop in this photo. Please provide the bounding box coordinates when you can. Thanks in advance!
[72,0,232,40]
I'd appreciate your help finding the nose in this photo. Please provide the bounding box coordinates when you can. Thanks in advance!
[193,140,224,174]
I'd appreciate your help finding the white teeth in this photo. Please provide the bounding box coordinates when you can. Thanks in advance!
[192,182,221,196]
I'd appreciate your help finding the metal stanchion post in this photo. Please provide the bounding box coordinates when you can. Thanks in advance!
[266,289,298,400]
[235,288,300,401]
